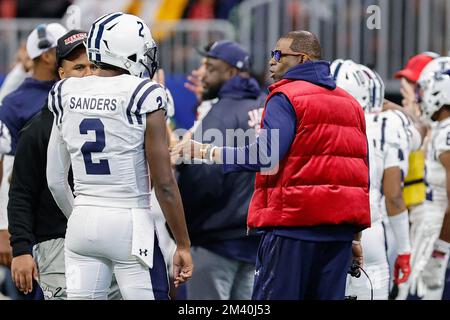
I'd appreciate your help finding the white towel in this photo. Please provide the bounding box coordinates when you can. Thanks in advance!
[131,208,155,268]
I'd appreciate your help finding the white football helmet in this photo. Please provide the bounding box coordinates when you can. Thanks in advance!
[331,59,372,112]
[359,64,385,114]
[416,56,450,104]
[420,71,450,121]
[87,12,158,78]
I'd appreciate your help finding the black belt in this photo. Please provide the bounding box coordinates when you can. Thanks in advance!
[404,178,424,187]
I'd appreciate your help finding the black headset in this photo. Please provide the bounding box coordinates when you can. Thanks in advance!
[37,24,51,49]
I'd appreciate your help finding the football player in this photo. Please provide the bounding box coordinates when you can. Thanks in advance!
[46,13,193,299]
[407,63,450,299]
[331,60,423,299]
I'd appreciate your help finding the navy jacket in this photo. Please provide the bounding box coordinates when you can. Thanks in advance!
[0,77,56,155]
[177,75,264,249]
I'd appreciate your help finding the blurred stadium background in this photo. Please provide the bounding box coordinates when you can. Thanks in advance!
[0,0,449,129]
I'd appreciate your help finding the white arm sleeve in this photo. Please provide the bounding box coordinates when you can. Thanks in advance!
[47,121,74,218]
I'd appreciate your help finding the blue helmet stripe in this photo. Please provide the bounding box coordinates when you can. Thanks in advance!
[87,13,117,61]
[333,61,344,81]
[87,14,108,61]
[94,13,123,62]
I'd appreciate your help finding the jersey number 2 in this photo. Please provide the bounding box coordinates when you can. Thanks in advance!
[79,118,111,175]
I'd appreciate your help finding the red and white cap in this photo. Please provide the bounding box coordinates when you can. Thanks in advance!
[394,52,439,83]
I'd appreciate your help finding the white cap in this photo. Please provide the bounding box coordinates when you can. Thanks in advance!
[26,23,68,59]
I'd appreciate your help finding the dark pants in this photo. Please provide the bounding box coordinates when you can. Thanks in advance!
[252,231,352,300]
[442,262,450,300]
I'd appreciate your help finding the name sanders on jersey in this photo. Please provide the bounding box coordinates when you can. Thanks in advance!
[69,96,118,111]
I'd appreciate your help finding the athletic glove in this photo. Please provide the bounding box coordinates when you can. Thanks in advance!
[394,253,411,284]
[421,239,450,289]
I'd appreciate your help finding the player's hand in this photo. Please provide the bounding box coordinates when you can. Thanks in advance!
[172,247,193,287]
[11,254,39,294]
[170,132,191,165]
[0,229,12,267]
[394,253,411,284]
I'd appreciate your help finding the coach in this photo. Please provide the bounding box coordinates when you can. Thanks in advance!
[174,31,371,300]
[176,40,264,300]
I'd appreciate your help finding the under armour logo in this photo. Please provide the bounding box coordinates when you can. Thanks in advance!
[139,249,148,256]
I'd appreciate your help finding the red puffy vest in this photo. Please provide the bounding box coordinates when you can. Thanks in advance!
[247,79,370,229]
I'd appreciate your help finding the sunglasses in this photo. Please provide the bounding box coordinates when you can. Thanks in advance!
[270,50,306,63]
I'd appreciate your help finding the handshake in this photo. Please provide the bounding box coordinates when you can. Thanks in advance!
[169,134,220,165]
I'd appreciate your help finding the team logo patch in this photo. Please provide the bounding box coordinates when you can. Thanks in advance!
[64,33,87,45]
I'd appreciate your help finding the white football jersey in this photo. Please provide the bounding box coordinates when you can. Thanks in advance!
[366,110,419,222]
[365,115,383,223]
[425,118,450,204]
[373,110,420,180]
[48,74,167,208]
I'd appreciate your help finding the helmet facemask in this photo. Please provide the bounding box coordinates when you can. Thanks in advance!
[139,44,158,79]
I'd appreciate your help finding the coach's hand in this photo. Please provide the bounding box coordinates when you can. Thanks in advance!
[11,254,39,294]
[0,229,12,267]
[352,241,363,268]
[172,247,193,288]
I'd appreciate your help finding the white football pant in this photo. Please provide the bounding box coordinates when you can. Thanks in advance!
[65,205,169,300]
[346,220,390,300]
[403,200,446,299]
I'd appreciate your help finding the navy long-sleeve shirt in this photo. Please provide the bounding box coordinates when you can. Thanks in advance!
[222,93,296,173]
[222,61,336,173]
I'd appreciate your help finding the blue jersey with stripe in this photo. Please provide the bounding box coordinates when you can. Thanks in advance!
[47,74,167,208]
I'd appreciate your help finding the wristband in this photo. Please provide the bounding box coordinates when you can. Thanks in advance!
[352,240,361,245]
[204,144,215,163]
